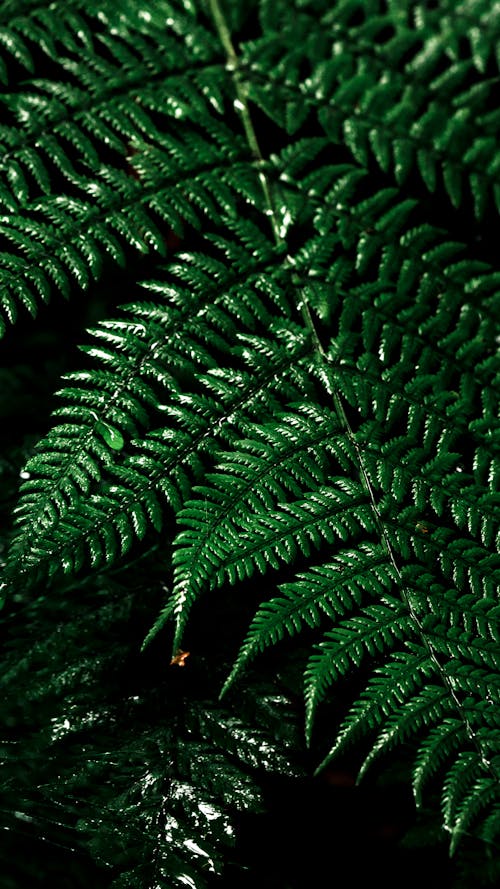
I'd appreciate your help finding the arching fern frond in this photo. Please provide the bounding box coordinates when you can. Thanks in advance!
[244,0,500,217]
[221,541,395,695]
[1,0,499,864]
[0,0,232,333]
[7,218,318,582]
[170,479,375,650]
[304,596,417,735]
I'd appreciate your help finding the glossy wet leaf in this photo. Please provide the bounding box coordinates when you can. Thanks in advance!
[95,421,125,451]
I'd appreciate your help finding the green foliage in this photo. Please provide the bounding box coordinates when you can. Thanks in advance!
[0,556,304,888]
[0,0,499,883]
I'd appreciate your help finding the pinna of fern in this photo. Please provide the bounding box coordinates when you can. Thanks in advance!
[0,0,499,864]
[1,0,500,333]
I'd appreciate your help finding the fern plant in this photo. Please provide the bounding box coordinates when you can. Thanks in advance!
[0,0,499,880]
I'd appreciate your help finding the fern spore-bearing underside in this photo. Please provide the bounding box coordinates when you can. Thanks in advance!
[0,0,499,861]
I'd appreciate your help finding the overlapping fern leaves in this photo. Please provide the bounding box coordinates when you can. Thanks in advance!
[1,0,499,860]
[0,0,228,333]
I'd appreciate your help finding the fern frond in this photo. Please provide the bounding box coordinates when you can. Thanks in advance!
[8,319,315,587]
[412,719,467,809]
[171,480,374,651]
[449,771,500,855]
[357,686,454,781]
[304,596,415,738]
[443,752,486,833]
[244,0,500,216]
[167,401,361,647]
[320,648,436,765]
[0,2,233,332]
[221,542,394,696]
[6,226,294,572]
[2,0,500,862]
